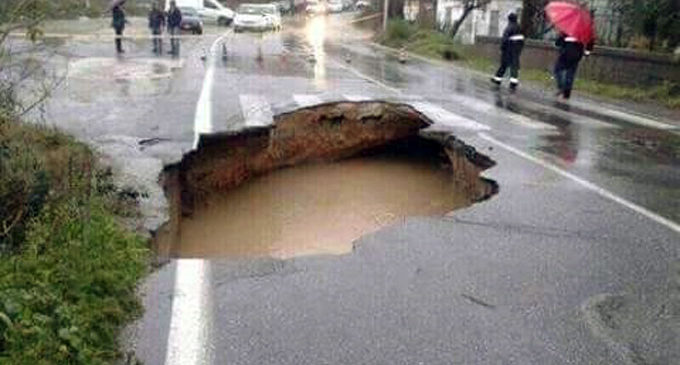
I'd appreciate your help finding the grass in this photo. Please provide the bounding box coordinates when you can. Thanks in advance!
[378,19,462,61]
[379,20,680,110]
[0,118,149,364]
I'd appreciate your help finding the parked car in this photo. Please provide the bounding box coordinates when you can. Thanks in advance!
[305,0,326,15]
[276,0,292,14]
[327,0,344,13]
[168,0,234,26]
[233,3,282,32]
[355,0,371,10]
[179,7,204,34]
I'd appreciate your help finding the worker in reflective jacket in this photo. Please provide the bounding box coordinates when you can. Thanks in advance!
[554,32,594,99]
[491,13,524,91]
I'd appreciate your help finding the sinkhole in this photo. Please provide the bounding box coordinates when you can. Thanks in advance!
[155,101,498,259]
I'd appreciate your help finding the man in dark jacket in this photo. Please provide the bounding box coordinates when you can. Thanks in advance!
[491,13,524,91]
[149,2,166,54]
[112,5,126,53]
[167,1,183,55]
[554,32,594,99]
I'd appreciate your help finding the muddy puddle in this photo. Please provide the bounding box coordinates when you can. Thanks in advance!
[165,153,470,259]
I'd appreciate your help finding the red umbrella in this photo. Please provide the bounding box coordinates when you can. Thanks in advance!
[545,1,595,45]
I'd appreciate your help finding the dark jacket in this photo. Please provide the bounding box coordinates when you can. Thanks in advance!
[149,9,166,30]
[555,35,594,66]
[500,21,524,57]
[112,6,126,30]
[167,8,183,28]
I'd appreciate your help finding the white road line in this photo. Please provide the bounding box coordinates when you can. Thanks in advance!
[164,259,213,365]
[194,33,230,148]
[240,94,274,127]
[330,58,402,93]
[572,101,677,130]
[170,32,230,365]
[507,113,557,130]
[479,133,680,234]
[519,99,618,129]
[411,102,491,131]
[293,94,323,108]
[343,94,372,102]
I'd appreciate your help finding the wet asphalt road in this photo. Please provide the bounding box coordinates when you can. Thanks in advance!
[21,14,680,365]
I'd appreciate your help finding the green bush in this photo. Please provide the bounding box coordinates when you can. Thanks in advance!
[0,120,149,364]
[380,20,462,61]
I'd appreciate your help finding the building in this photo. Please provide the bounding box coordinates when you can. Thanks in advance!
[436,0,522,44]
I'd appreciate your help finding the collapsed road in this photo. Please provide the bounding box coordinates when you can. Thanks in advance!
[20,13,680,365]
[155,101,497,259]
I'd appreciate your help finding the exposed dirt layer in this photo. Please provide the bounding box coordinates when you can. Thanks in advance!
[155,101,498,259]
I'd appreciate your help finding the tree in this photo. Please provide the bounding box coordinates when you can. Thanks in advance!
[1,0,62,119]
[520,0,547,39]
[449,0,491,39]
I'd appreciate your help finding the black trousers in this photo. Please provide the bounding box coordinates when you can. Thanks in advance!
[115,27,124,52]
[495,51,520,83]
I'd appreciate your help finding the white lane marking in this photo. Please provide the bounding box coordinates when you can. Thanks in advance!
[194,32,231,148]
[572,101,677,130]
[343,94,372,102]
[411,102,491,131]
[330,58,402,93]
[507,113,557,130]
[164,259,213,365]
[399,94,425,100]
[170,32,230,365]
[479,133,680,234]
[519,99,618,129]
[240,94,274,127]
[293,94,323,108]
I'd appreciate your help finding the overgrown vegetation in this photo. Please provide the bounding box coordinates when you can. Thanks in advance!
[378,19,461,61]
[0,119,149,364]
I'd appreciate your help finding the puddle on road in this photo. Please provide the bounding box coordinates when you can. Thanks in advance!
[155,101,497,260]
[174,153,469,259]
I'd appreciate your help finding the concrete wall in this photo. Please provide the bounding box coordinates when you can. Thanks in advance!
[474,36,680,87]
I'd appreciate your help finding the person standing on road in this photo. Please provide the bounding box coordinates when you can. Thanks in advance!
[167,1,183,56]
[491,13,524,91]
[148,2,166,54]
[553,32,593,99]
[112,4,126,53]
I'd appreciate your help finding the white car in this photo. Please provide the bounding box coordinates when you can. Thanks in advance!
[327,0,343,13]
[168,0,234,26]
[234,3,282,32]
[306,0,326,15]
[355,0,371,10]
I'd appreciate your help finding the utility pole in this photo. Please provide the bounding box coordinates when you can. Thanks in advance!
[383,0,390,32]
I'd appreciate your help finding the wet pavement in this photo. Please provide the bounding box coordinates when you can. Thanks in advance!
[17,13,680,365]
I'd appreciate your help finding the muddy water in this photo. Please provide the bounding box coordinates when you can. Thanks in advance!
[171,155,472,259]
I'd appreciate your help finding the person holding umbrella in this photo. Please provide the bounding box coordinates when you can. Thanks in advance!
[111,2,127,53]
[545,1,595,99]
[553,32,593,99]
[491,12,525,91]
